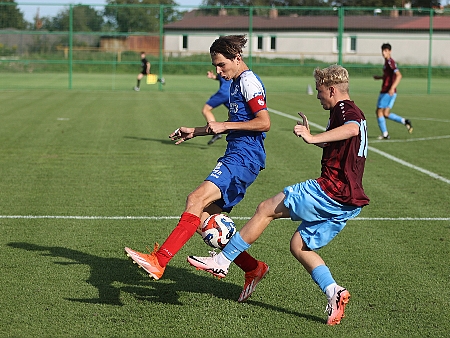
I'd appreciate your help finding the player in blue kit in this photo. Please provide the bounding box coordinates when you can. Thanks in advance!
[202,70,231,145]
[125,35,271,302]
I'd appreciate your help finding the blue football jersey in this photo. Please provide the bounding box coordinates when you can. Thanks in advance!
[220,70,268,173]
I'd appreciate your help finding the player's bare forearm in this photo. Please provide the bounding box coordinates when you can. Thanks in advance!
[169,126,209,145]
[202,104,216,123]
[220,110,270,133]
[390,71,402,93]
[296,123,359,145]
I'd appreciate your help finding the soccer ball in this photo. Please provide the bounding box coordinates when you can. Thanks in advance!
[201,214,236,249]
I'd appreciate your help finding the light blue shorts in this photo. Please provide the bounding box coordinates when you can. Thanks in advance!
[206,161,258,213]
[283,179,362,250]
[377,93,397,109]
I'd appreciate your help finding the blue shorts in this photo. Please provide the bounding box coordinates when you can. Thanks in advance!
[206,161,258,213]
[283,179,362,250]
[377,93,397,109]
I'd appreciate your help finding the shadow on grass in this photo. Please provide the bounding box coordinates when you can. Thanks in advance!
[247,300,325,324]
[6,242,238,306]
[7,242,324,323]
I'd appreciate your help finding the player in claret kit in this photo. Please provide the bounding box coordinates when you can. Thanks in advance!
[374,43,412,139]
[125,35,271,302]
[188,64,370,325]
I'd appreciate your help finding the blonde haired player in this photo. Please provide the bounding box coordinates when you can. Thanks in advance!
[188,64,370,325]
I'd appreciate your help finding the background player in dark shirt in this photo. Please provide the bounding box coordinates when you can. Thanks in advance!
[373,43,413,139]
[134,51,150,92]
[188,64,369,326]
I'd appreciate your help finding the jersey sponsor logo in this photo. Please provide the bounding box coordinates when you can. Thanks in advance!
[210,162,223,179]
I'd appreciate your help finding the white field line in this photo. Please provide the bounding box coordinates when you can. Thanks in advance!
[370,135,450,144]
[268,108,450,184]
[412,117,450,123]
[1,109,448,222]
[0,215,448,221]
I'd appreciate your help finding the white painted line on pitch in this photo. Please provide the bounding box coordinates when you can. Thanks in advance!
[412,117,450,123]
[370,135,450,144]
[0,215,448,221]
[268,108,450,184]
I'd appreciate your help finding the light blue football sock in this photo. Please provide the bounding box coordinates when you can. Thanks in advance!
[387,112,405,124]
[377,116,388,135]
[311,265,336,294]
[221,231,250,262]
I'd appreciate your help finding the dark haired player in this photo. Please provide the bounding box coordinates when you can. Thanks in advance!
[189,65,370,325]
[134,51,164,91]
[125,35,270,302]
[374,43,412,139]
[134,52,149,91]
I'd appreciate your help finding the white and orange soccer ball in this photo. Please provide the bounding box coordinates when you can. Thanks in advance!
[201,214,236,249]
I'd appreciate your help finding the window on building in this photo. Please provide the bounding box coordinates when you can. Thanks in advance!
[349,36,357,52]
[182,35,188,49]
[270,36,276,50]
[333,36,339,54]
[257,36,263,50]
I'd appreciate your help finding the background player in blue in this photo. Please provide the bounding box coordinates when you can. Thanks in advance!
[373,43,413,139]
[188,65,370,325]
[125,35,271,302]
[202,70,232,145]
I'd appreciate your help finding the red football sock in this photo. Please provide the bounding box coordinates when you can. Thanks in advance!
[233,251,258,272]
[156,212,200,267]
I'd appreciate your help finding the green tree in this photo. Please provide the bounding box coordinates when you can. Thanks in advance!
[104,0,181,33]
[333,0,441,7]
[201,0,328,7]
[0,0,26,29]
[410,0,441,8]
[200,0,328,16]
[42,5,104,32]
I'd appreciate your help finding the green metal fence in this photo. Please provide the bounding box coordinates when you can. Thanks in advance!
[1,3,449,93]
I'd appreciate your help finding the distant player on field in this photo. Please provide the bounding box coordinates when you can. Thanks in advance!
[203,70,232,145]
[134,52,149,92]
[134,51,164,91]
[188,64,370,325]
[373,43,412,139]
[125,35,271,302]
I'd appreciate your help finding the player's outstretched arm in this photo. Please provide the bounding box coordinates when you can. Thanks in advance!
[295,122,359,145]
[169,126,210,145]
[214,109,270,134]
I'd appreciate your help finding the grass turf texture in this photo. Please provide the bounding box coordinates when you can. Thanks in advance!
[0,78,449,337]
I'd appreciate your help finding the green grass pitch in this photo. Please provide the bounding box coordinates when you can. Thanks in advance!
[0,75,449,337]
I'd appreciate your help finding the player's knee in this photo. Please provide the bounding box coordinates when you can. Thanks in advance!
[255,199,270,216]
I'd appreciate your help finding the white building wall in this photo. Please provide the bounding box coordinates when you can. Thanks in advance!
[165,31,450,66]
